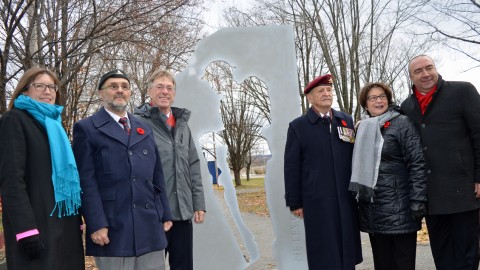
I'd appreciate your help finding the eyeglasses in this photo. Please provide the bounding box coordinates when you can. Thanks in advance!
[367,94,387,102]
[101,84,131,91]
[29,83,58,92]
[151,84,175,92]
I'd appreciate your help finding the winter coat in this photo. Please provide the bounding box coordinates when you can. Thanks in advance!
[135,104,205,221]
[401,75,480,215]
[0,108,84,270]
[284,107,362,269]
[72,108,172,256]
[357,111,428,234]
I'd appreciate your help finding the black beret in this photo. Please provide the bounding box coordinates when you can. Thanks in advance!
[97,69,130,90]
[304,74,333,94]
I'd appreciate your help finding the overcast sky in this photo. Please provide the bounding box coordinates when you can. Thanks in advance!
[202,1,480,91]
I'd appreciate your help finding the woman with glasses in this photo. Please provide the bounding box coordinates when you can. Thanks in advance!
[349,82,428,270]
[0,67,84,269]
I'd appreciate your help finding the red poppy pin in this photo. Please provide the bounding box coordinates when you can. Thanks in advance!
[137,128,145,135]
[341,120,347,127]
[383,121,391,129]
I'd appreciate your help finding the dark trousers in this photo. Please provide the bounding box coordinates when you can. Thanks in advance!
[426,210,479,270]
[165,220,193,270]
[368,232,417,270]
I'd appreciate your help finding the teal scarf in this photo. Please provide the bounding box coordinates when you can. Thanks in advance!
[14,95,81,217]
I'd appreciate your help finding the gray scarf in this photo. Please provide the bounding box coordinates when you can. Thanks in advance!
[349,110,400,202]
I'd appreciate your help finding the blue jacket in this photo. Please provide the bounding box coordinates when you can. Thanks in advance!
[72,108,172,257]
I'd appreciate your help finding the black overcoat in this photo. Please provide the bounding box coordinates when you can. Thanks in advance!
[357,114,428,234]
[284,108,362,269]
[401,75,480,214]
[0,108,84,270]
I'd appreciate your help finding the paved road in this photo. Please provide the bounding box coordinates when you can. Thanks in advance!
[356,233,434,270]
[216,189,436,270]
[239,213,436,270]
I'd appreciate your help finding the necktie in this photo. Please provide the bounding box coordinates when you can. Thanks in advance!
[119,117,130,135]
[322,115,331,133]
[322,115,330,122]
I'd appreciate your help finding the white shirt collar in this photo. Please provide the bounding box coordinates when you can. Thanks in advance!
[160,108,171,118]
[104,108,128,124]
[320,112,330,118]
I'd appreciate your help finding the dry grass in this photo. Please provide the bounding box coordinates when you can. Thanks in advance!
[417,221,430,244]
[85,256,97,270]
[236,190,269,217]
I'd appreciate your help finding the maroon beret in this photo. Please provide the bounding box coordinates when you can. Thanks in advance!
[304,74,333,94]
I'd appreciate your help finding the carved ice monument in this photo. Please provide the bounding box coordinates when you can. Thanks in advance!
[175,25,308,269]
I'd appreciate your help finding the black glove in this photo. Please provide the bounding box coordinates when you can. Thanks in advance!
[289,205,302,211]
[410,201,426,223]
[18,234,45,260]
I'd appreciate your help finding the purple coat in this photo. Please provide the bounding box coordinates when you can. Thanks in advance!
[72,108,172,257]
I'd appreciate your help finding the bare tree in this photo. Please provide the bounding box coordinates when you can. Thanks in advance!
[224,0,434,119]
[242,77,270,124]
[0,0,34,113]
[416,0,480,65]
[204,61,265,186]
[1,0,205,137]
[292,0,432,120]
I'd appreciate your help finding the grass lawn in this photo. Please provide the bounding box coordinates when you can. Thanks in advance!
[234,177,265,190]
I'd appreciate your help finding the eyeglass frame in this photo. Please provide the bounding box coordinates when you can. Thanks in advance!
[367,94,388,102]
[150,84,175,92]
[101,83,131,91]
[28,83,59,93]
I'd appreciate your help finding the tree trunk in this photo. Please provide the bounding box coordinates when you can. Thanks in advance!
[234,170,242,186]
[245,152,251,181]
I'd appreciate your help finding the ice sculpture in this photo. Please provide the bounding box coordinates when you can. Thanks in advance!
[175,25,308,269]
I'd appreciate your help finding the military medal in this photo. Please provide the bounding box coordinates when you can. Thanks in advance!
[337,126,355,143]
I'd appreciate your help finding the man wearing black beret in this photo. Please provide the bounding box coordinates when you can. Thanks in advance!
[72,69,173,270]
[284,74,363,269]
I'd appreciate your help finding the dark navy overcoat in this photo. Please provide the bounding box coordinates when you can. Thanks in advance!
[284,108,362,269]
[72,108,172,257]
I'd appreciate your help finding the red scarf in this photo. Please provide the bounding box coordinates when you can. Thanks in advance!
[414,85,437,114]
[166,113,176,128]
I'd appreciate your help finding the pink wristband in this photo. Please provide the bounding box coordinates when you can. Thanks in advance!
[16,229,39,242]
